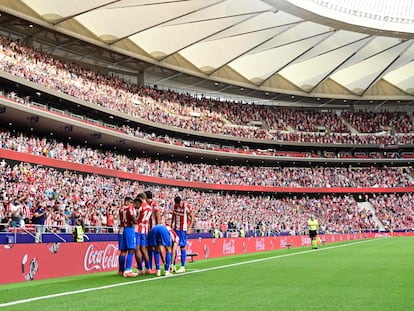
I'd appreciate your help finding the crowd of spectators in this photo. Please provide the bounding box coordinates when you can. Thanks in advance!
[342,111,414,134]
[4,89,411,159]
[0,36,413,239]
[1,129,413,188]
[1,35,414,147]
[369,193,414,231]
[1,161,390,237]
[5,87,414,159]
[120,121,411,155]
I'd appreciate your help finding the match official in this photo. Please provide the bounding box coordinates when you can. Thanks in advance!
[307,215,319,249]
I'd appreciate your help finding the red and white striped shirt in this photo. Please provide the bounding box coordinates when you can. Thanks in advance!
[119,204,136,228]
[171,201,193,231]
[136,201,152,234]
[167,225,180,244]
[148,200,159,231]
[45,212,53,228]
[54,213,66,230]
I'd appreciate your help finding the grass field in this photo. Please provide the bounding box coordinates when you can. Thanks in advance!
[1,237,413,311]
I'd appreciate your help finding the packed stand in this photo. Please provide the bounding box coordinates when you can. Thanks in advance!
[1,161,392,237]
[1,36,414,145]
[342,111,414,134]
[4,89,414,154]
[369,193,414,231]
[1,129,413,188]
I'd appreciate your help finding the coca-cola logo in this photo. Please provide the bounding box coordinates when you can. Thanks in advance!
[256,238,265,251]
[222,239,235,255]
[84,244,118,271]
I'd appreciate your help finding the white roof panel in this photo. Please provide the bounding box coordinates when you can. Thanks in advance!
[280,40,371,91]
[230,33,333,82]
[180,26,288,72]
[21,0,112,20]
[331,41,410,94]
[75,0,211,40]
[384,61,414,94]
[132,15,249,59]
[2,0,414,101]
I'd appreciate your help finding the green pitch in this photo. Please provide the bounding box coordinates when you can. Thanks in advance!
[1,237,413,311]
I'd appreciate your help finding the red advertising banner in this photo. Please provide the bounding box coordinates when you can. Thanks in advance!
[1,232,411,284]
[1,242,118,284]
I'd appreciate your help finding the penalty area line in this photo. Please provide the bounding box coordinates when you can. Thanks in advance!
[0,238,382,307]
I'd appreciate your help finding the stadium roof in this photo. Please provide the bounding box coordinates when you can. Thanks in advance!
[1,0,414,107]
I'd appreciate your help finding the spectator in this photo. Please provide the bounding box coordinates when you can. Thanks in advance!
[32,201,47,243]
[0,211,11,232]
[9,200,23,228]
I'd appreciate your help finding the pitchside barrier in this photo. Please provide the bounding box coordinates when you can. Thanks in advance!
[2,232,412,284]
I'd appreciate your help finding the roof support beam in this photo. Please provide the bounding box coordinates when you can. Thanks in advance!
[153,72,183,84]
[53,1,122,25]
[206,21,302,77]
[108,0,226,46]
[361,41,413,96]
[306,35,373,94]
[257,30,335,87]
[158,9,280,62]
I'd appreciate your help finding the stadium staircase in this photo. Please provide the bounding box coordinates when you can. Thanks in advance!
[339,115,359,134]
[357,202,385,231]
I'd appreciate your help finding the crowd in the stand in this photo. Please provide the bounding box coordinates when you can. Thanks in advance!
[369,193,414,230]
[1,161,391,236]
[1,129,413,188]
[342,111,414,134]
[1,36,414,146]
[0,36,413,238]
[3,90,410,159]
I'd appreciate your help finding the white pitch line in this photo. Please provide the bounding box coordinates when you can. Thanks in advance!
[0,238,382,308]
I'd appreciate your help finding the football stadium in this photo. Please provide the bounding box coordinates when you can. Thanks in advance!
[0,0,413,310]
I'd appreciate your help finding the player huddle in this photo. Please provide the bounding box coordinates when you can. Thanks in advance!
[118,191,194,277]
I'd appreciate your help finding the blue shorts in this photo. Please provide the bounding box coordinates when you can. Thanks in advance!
[136,232,148,247]
[148,225,172,247]
[118,227,136,251]
[147,229,155,247]
[175,230,187,247]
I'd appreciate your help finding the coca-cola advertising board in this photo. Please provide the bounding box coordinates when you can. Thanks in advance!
[1,232,411,284]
